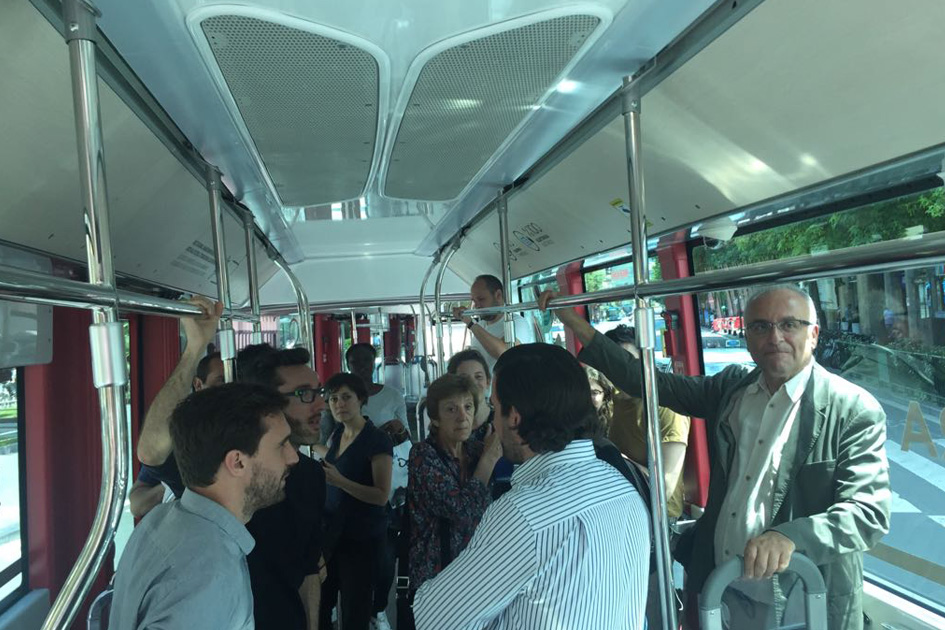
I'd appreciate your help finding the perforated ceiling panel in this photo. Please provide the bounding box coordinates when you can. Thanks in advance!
[199,14,381,206]
[384,14,602,201]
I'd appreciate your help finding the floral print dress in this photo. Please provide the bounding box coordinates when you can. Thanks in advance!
[407,437,490,589]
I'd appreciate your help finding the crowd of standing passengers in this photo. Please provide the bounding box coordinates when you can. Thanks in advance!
[109,274,891,630]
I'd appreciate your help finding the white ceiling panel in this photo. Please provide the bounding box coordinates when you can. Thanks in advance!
[383,10,607,200]
[259,253,467,306]
[193,8,386,206]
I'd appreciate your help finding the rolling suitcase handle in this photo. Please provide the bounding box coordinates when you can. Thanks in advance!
[698,553,827,630]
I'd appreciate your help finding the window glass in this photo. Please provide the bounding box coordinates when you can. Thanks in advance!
[689,188,945,612]
[516,268,561,346]
[0,368,24,611]
[582,259,669,370]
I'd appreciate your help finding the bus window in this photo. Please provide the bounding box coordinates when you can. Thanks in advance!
[0,368,25,612]
[692,187,945,614]
[582,259,668,370]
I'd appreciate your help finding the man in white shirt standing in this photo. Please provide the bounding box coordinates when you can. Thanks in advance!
[548,285,890,630]
[413,343,650,630]
[454,275,536,372]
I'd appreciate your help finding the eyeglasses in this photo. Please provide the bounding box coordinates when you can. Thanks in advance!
[283,387,327,404]
[744,318,814,337]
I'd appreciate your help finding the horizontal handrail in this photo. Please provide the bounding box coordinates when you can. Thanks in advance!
[0,263,258,321]
[464,230,945,317]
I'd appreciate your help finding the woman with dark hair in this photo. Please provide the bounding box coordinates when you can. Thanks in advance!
[446,348,492,439]
[407,374,502,594]
[585,365,615,434]
[318,372,393,630]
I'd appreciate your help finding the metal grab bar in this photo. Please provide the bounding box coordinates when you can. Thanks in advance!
[0,263,259,321]
[622,85,677,630]
[272,256,315,367]
[207,166,237,383]
[241,211,263,344]
[43,2,128,628]
[434,239,462,373]
[417,251,441,390]
[699,554,828,630]
[462,229,945,318]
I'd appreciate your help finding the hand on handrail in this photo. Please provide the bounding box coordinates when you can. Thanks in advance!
[742,530,796,580]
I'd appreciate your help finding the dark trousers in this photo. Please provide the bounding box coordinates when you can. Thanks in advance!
[373,527,396,614]
[319,535,382,630]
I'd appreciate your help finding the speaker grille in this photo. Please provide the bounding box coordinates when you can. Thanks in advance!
[384,14,601,200]
[200,15,380,205]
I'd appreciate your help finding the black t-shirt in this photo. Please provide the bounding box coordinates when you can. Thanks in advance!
[325,421,393,542]
[246,452,326,630]
[136,453,185,498]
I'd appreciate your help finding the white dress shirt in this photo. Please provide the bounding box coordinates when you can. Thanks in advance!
[715,361,814,564]
[413,439,649,630]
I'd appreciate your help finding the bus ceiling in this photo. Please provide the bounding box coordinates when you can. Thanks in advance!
[4,0,945,305]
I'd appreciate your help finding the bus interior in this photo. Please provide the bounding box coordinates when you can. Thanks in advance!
[1,0,944,628]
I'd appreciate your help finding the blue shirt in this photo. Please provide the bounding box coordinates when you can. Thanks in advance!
[325,420,393,541]
[109,489,256,630]
[414,439,650,630]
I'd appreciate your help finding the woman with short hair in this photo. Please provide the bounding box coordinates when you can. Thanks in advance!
[407,374,501,593]
[446,348,492,440]
[319,372,393,630]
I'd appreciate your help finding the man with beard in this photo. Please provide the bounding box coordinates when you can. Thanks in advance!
[110,383,298,629]
[238,343,329,630]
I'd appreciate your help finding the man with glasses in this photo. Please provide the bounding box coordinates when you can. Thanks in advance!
[238,343,328,630]
[539,285,890,630]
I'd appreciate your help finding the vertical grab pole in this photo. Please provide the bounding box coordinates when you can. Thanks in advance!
[497,192,515,343]
[623,76,678,630]
[207,167,236,382]
[434,238,462,374]
[350,312,358,348]
[417,251,441,389]
[43,2,129,629]
[377,308,386,385]
[272,255,315,368]
[241,211,263,344]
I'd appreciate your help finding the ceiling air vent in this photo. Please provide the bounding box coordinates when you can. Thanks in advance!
[383,13,603,201]
[198,13,383,206]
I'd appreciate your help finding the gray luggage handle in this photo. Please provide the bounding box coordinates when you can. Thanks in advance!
[698,553,827,630]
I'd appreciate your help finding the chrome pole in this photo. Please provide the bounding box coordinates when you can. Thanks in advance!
[417,251,441,388]
[207,167,236,382]
[497,192,515,343]
[445,302,454,360]
[434,239,462,373]
[272,256,315,368]
[350,311,358,348]
[242,211,263,344]
[623,77,677,630]
[377,308,386,385]
[43,2,129,629]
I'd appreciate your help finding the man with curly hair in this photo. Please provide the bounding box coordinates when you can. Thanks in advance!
[413,343,650,630]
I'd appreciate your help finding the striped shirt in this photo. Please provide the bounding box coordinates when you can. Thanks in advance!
[413,439,649,630]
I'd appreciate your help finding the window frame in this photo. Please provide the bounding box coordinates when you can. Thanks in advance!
[0,367,28,615]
